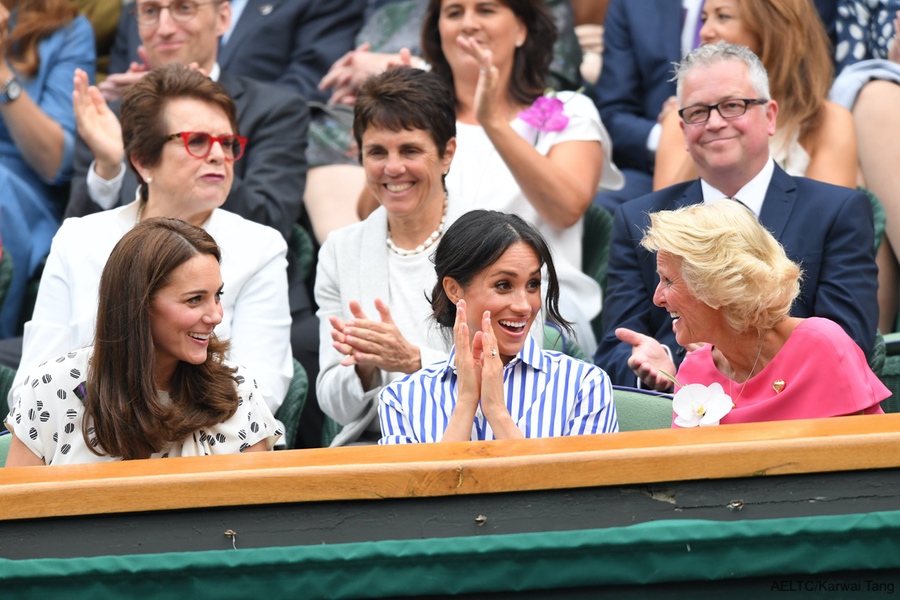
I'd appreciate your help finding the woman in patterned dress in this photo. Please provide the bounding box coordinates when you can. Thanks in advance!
[4,217,281,466]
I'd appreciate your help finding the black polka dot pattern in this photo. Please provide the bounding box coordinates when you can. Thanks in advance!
[11,350,279,463]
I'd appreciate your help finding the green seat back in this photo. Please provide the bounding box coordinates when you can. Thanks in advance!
[581,204,614,341]
[0,432,10,467]
[613,386,673,432]
[274,359,308,449]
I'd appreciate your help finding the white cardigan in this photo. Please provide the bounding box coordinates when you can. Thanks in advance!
[315,207,450,446]
[10,200,293,413]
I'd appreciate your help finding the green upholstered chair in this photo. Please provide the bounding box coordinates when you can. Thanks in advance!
[290,223,316,282]
[0,432,10,467]
[581,204,614,342]
[275,358,308,449]
[322,416,342,448]
[612,386,673,432]
[543,322,591,362]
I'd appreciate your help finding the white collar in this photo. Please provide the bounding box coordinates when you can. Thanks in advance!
[700,157,775,218]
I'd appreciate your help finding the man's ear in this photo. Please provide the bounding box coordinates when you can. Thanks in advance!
[214,0,232,37]
[443,276,463,305]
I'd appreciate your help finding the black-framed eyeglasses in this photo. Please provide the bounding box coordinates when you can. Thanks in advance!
[132,0,219,25]
[678,98,768,125]
[166,132,247,161]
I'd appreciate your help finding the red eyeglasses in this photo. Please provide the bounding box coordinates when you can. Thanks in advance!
[166,132,247,161]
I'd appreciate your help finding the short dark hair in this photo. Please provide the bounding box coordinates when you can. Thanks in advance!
[86,217,239,460]
[120,64,239,201]
[353,66,456,163]
[430,210,571,335]
[421,0,557,107]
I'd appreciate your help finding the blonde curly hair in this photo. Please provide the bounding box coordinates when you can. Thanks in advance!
[641,200,801,333]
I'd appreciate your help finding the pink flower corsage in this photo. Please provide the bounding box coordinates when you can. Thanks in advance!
[518,94,570,133]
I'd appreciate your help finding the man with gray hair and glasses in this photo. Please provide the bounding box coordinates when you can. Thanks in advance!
[594,43,878,391]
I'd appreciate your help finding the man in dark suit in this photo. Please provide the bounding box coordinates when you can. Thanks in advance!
[67,0,323,446]
[591,0,691,211]
[107,0,366,104]
[593,0,841,212]
[594,43,878,389]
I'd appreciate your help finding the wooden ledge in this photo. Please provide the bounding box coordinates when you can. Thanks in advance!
[2,413,900,521]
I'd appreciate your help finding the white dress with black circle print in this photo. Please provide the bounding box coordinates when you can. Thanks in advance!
[4,347,281,465]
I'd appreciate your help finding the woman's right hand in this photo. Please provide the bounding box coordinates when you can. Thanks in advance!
[440,300,483,442]
[73,68,125,180]
[329,299,422,388]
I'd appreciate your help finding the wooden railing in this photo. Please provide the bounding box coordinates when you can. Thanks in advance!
[2,413,900,521]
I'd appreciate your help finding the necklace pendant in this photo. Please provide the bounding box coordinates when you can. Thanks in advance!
[772,379,785,394]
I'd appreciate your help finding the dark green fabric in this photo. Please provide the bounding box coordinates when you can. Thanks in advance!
[581,204,613,341]
[864,187,886,255]
[613,387,673,431]
[542,323,591,362]
[274,359,308,449]
[878,333,900,413]
[321,416,342,447]
[0,246,14,313]
[4,510,900,598]
[289,224,315,283]
[0,363,16,413]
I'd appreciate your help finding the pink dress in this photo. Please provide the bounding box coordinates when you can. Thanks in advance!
[675,318,887,425]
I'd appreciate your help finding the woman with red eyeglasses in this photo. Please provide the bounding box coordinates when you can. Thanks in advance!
[8,65,293,422]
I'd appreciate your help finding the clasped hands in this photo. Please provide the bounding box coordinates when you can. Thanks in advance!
[441,300,522,442]
[318,43,414,105]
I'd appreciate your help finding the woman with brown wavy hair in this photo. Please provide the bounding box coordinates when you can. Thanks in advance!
[4,217,281,466]
[0,0,95,336]
[653,0,856,191]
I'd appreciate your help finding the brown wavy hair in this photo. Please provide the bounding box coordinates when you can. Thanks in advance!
[737,0,833,142]
[5,0,79,77]
[421,0,557,107]
[85,217,240,460]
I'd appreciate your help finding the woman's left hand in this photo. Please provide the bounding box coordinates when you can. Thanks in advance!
[476,311,523,439]
[456,35,502,127]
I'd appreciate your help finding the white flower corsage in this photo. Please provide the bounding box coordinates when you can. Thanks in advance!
[661,369,734,427]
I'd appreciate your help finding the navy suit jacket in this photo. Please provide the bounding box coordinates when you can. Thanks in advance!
[109,0,366,103]
[592,0,681,175]
[594,165,879,386]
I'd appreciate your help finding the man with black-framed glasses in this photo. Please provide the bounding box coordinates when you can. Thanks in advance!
[104,0,364,105]
[594,42,878,392]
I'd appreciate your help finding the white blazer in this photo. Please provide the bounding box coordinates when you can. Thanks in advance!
[11,200,293,413]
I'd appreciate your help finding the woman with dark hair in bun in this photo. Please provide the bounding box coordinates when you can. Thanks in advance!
[379,210,618,444]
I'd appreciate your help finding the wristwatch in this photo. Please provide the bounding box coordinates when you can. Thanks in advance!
[0,76,22,104]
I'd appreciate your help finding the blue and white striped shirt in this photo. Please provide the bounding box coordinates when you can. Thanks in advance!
[379,336,618,444]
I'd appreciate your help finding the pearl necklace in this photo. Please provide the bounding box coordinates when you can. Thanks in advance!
[386,196,448,257]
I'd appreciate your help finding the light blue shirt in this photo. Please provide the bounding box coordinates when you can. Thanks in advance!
[379,336,619,444]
